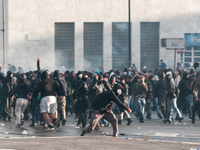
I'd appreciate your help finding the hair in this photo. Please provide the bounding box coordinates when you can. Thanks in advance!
[149,75,155,80]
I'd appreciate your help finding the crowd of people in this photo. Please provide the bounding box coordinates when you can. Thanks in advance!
[0,58,200,137]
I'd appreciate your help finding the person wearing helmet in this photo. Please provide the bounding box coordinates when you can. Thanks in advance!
[80,84,132,137]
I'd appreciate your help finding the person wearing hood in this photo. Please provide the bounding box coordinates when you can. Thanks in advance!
[0,64,16,121]
[74,73,89,127]
[166,71,175,85]
[192,74,200,124]
[156,72,168,121]
[178,72,192,118]
[81,84,132,137]
[88,74,107,119]
[53,70,68,126]
[164,74,184,123]
[118,78,132,125]
[8,76,32,126]
[32,71,62,130]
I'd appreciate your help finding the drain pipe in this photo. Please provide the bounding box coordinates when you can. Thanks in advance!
[1,0,6,73]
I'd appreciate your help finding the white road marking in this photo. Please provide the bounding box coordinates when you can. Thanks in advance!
[154,132,179,137]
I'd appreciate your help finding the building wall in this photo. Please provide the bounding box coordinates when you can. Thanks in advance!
[3,0,200,72]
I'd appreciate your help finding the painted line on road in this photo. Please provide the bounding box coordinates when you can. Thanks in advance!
[154,132,179,137]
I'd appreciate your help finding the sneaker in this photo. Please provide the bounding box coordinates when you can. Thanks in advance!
[62,119,67,126]
[157,113,163,119]
[192,120,196,124]
[179,117,184,123]
[127,118,133,125]
[21,120,24,126]
[80,131,86,136]
[29,122,37,127]
[146,115,152,119]
[189,116,192,119]
[140,120,144,123]
[164,119,172,124]
[46,124,54,130]
[53,119,60,127]
[82,122,87,128]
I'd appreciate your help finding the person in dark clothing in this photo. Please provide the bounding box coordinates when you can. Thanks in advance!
[164,74,184,123]
[88,74,107,119]
[178,72,192,118]
[103,74,112,91]
[81,84,132,137]
[31,71,62,130]
[0,64,16,121]
[29,58,42,127]
[8,76,32,126]
[118,78,132,125]
[156,72,168,121]
[53,70,68,126]
[146,75,162,119]
[74,73,88,127]
[192,74,200,124]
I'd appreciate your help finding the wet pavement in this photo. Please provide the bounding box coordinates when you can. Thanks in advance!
[0,111,200,144]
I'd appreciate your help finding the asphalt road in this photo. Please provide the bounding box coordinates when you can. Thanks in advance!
[0,111,199,150]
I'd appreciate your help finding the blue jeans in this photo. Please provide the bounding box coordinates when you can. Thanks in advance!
[130,96,138,112]
[136,98,146,121]
[146,97,160,116]
[187,94,193,117]
[168,98,182,121]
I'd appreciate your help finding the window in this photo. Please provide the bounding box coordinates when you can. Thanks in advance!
[84,23,103,71]
[55,23,75,71]
[112,22,129,71]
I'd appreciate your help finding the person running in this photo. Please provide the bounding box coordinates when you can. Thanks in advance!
[8,75,32,126]
[31,71,62,130]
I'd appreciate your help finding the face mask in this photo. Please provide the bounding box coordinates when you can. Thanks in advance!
[79,74,82,78]
[82,77,87,82]
[117,89,122,95]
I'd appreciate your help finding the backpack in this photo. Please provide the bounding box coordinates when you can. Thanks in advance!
[147,81,153,93]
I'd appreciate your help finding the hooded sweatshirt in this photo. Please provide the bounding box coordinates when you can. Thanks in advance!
[53,70,68,97]
[178,73,192,97]
[32,71,61,99]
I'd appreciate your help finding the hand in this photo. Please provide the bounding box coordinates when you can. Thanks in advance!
[29,95,33,100]
[37,57,41,62]
[196,97,198,101]
[59,96,63,100]
[127,108,132,113]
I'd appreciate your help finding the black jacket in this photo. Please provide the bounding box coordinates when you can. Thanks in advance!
[32,71,61,99]
[91,90,128,114]
[9,83,31,99]
[156,78,167,96]
[88,79,106,102]
[103,80,112,91]
[0,68,16,97]
[74,80,88,99]
[53,70,68,97]
[178,74,192,97]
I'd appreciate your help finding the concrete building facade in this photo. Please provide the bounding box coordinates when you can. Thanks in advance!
[0,0,200,73]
